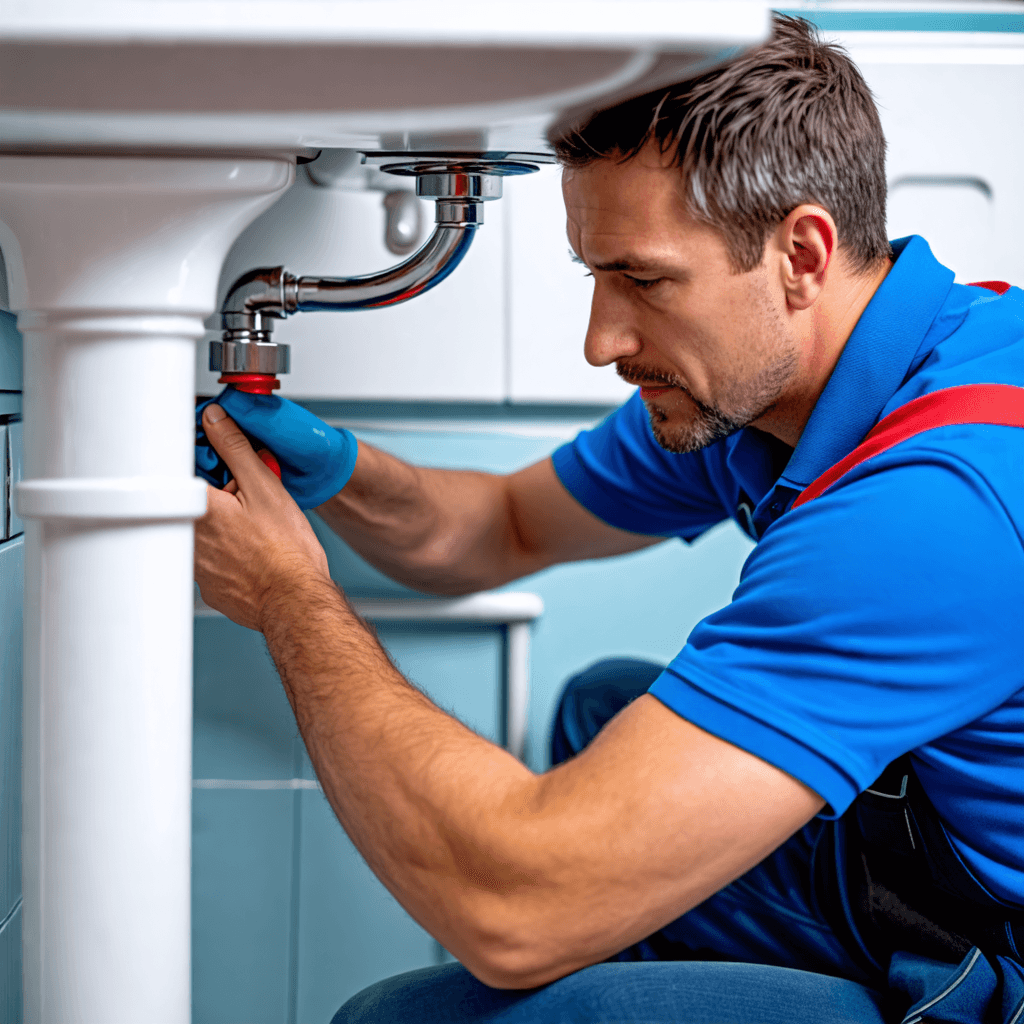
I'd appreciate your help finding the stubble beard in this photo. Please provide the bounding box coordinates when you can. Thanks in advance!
[617,337,798,455]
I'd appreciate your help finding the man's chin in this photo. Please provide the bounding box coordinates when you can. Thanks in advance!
[646,404,739,454]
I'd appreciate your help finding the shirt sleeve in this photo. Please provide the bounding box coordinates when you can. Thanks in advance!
[648,427,1024,817]
[552,391,732,539]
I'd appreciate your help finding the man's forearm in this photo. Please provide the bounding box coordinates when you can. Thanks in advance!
[314,440,520,595]
[260,575,541,976]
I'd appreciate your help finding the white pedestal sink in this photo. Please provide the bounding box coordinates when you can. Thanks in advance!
[0,4,769,1020]
[0,154,294,1022]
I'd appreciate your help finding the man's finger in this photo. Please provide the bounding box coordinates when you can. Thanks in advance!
[257,448,282,480]
[202,404,268,486]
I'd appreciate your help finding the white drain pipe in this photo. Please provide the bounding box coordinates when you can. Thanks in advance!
[196,590,544,759]
[0,154,293,1024]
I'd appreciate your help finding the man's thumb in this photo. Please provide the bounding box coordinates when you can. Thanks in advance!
[202,404,263,479]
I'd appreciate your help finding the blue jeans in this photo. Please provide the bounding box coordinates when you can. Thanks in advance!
[332,660,1016,1023]
[333,960,887,1023]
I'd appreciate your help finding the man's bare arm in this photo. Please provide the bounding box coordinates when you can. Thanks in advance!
[195,407,825,990]
[314,441,661,595]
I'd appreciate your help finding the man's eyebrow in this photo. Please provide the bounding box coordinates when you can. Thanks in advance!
[569,249,684,276]
[592,258,654,273]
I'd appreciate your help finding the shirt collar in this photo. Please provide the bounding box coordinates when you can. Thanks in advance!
[776,235,956,491]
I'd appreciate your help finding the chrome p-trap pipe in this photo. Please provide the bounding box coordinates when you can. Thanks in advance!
[211,159,540,382]
[293,220,476,312]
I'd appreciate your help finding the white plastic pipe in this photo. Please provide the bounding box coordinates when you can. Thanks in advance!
[196,591,543,758]
[0,154,293,1024]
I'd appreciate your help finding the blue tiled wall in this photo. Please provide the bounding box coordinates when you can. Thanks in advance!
[780,6,1024,33]
[0,308,24,1022]
[192,411,754,1021]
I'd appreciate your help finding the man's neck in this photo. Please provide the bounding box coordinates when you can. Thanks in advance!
[756,257,893,449]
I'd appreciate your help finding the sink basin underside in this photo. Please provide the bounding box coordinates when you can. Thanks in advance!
[0,2,769,154]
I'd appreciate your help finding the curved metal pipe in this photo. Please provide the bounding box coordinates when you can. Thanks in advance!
[214,159,541,376]
[219,220,477,334]
[294,221,476,312]
[220,265,292,334]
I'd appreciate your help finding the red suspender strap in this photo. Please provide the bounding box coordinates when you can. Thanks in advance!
[792,383,1024,509]
[968,280,1011,295]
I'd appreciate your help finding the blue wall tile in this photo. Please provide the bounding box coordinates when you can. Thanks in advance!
[373,623,502,742]
[192,789,296,1024]
[0,901,22,1024]
[0,538,24,924]
[193,617,301,781]
[295,791,437,1023]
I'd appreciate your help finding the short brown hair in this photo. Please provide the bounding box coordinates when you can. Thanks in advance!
[554,14,891,275]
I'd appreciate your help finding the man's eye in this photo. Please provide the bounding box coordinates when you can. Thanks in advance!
[626,275,664,291]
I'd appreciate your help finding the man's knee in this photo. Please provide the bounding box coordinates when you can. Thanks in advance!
[550,657,665,765]
[332,963,520,1024]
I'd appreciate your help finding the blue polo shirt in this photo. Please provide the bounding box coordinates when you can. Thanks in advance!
[552,236,1024,905]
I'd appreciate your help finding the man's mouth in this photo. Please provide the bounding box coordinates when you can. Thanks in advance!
[639,385,676,399]
[616,362,683,398]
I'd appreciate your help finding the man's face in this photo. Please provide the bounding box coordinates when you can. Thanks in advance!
[563,143,798,453]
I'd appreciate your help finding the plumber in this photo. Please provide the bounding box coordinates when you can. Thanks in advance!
[194,15,1024,1024]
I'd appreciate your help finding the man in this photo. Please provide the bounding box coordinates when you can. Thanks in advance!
[195,15,1024,1024]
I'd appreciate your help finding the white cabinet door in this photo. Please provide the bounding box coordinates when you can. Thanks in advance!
[850,48,1024,284]
[506,164,634,405]
[197,171,506,401]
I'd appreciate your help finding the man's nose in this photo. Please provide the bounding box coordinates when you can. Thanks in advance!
[584,282,642,367]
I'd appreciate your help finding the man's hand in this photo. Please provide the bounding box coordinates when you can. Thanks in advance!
[195,388,359,510]
[194,403,332,631]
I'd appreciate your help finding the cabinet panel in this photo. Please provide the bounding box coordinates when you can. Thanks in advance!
[853,58,1024,283]
[506,164,634,404]
[197,171,505,402]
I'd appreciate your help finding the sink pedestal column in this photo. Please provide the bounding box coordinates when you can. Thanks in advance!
[0,155,293,1023]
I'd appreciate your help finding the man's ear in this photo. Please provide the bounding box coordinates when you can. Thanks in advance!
[774,205,837,310]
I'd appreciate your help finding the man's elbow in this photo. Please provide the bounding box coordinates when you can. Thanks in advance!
[460,943,574,992]
[450,901,586,991]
